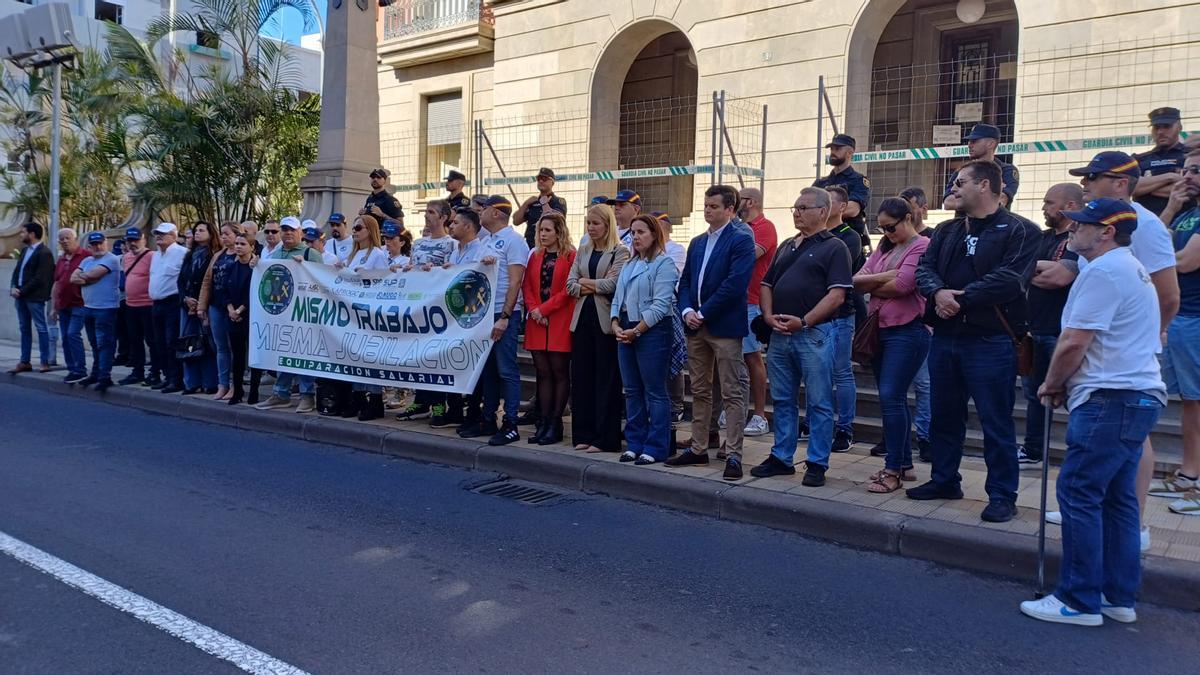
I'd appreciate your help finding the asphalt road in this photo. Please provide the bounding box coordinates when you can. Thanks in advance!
[1,382,1197,674]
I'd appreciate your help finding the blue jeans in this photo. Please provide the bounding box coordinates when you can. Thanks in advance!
[1056,389,1161,614]
[928,332,1020,503]
[273,371,315,397]
[872,321,930,471]
[911,357,930,440]
[617,320,672,460]
[15,298,50,366]
[483,311,523,425]
[831,315,856,435]
[70,307,117,381]
[207,306,233,388]
[768,323,835,467]
[1021,334,1060,459]
[58,306,86,376]
[180,311,217,390]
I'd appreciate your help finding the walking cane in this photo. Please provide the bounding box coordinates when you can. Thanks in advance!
[1035,397,1055,599]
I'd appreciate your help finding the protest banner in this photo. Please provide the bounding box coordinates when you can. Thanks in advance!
[250,260,496,394]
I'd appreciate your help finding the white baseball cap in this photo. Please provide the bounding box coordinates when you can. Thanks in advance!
[152,222,177,235]
[280,216,302,230]
[301,218,317,229]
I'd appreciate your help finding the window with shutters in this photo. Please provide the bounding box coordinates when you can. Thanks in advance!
[422,91,462,197]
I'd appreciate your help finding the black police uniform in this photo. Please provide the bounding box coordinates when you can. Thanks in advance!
[447,191,470,212]
[364,189,403,220]
[521,193,568,248]
[944,160,1020,205]
[814,165,872,258]
[1135,143,1188,216]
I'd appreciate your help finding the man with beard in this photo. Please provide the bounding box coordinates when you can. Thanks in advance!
[1134,107,1187,217]
[813,134,871,258]
[943,124,1020,210]
[1018,183,1085,470]
[363,168,404,222]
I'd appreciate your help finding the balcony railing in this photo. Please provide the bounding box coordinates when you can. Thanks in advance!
[383,0,493,40]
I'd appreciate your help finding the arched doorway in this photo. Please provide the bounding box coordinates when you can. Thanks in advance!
[844,0,1018,214]
[590,21,698,219]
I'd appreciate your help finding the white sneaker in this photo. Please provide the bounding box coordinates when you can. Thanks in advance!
[1148,471,1198,498]
[1101,594,1137,623]
[718,410,727,430]
[743,414,770,437]
[1017,445,1043,471]
[1019,595,1102,626]
[1168,489,1200,516]
[1045,511,1062,525]
[1141,526,1151,553]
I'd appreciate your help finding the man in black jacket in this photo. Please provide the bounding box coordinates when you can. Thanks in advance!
[8,222,55,374]
[907,160,1041,523]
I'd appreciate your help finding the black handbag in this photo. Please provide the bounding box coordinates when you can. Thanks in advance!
[174,318,211,361]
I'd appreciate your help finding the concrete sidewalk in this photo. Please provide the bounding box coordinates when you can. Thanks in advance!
[4,339,1198,612]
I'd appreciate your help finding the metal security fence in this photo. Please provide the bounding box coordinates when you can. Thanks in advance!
[815,34,1200,225]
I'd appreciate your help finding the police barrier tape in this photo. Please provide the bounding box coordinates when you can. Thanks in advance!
[483,164,765,187]
[852,131,1195,164]
[249,260,498,394]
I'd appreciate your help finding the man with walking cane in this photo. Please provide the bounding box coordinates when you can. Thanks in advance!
[1020,198,1165,626]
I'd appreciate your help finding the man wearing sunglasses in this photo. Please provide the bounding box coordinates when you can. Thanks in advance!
[1134,107,1187,217]
[261,219,283,259]
[908,160,1041,523]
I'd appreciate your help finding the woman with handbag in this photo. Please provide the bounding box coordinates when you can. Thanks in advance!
[225,232,259,405]
[565,204,629,453]
[198,222,242,400]
[852,198,931,493]
[611,214,678,465]
[178,221,220,395]
[521,211,577,445]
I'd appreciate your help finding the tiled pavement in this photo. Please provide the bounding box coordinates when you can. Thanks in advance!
[5,339,1200,567]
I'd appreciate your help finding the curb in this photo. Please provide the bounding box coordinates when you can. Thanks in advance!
[13,373,1200,613]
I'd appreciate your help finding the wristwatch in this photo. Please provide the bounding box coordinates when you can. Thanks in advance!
[633,327,643,338]
[800,317,809,330]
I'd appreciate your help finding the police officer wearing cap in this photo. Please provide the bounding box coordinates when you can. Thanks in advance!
[814,134,871,252]
[1134,106,1188,216]
[943,124,1019,210]
[446,170,470,212]
[515,167,568,249]
[606,190,642,249]
[362,168,403,221]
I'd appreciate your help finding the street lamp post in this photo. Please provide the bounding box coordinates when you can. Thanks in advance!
[0,3,78,247]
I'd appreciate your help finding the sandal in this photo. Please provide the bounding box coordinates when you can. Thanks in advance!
[868,470,903,493]
[870,467,917,482]
[574,444,590,451]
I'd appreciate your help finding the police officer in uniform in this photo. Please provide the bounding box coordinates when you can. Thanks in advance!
[362,168,403,222]
[515,167,568,249]
[446,170,470,212]
[943,124,1019,210]
[813,133,871,257]
[1134,106,1187,217]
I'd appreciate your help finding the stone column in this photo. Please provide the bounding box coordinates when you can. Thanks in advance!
[300,0,380,222]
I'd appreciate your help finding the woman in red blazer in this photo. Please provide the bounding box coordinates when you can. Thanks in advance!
[522,211,577,445]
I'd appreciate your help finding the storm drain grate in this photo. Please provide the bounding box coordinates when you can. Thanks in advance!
[471,479,565,505]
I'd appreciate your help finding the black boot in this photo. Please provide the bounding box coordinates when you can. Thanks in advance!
[247,369,262,405]
[528,419,548,444]
[358,393,384,421]
[537,417,563,446]
[343,391,365,418]
[228,384,244,405]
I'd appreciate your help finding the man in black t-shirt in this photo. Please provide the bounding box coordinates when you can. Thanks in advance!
[751,187,853,488]
[515,167,568,249]
[362,168,404,222]
[1134,107,1187,216]
[1021,183,1084,468]
[900,186,932,239]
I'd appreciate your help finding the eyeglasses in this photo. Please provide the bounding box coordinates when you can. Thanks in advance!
[790,205,823,215]
[353,225,364,232]
[1181,165,1200,176]
[263,229,279,235]
[953,177,982,188]
[1082,172,1127,182]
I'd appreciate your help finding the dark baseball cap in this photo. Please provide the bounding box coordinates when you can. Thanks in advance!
[483,195,512,214]
[1068,151,1141,178]
[369,167,389,179]
[445,170,466,182]
[328,212,346,224]
[825,133,856,148]
[537,167,556,179]
[124,227,143,240]
[381,220,402,238]
[606,190,641,205]
[86,232,105,244]
[590,195,610,205]
[651,211,671,225]
[1149,107,1181,125]
[965,123,1001,141]
[1062,198,1138,234]
[302,227,322,242]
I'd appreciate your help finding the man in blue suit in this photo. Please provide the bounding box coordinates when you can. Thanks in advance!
[665,185,757,480]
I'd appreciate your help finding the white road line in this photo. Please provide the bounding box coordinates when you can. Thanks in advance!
[0,531,310,675]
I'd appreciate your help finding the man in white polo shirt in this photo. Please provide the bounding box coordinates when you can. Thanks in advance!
[1021,198,1164,627]
[148,222,188,393]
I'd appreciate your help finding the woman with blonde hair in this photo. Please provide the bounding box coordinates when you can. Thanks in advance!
[611,214,678,464]
[565,204,630,453]
[336,215,387,272]
[522,211,577,445]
